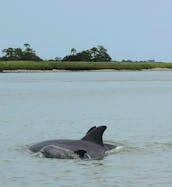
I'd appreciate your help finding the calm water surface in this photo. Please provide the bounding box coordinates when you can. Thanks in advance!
[0,71,172,187]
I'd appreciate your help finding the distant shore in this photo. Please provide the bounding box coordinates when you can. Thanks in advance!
[1,61,172,73]
[2,68,172,73]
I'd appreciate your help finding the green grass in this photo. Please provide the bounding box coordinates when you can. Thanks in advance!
[1,61,172,72]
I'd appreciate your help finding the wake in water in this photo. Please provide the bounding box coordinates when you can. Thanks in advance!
[142,142,172,152]
[104,140,172,155]
[104,140,132,156]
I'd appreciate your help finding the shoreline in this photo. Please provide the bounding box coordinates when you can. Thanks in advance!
[1,68,172,73]
[1,61,172,73]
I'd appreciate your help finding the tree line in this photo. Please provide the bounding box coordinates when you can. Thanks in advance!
[63,45,111,62]
[0,44,112,62]
[0,43,42,61]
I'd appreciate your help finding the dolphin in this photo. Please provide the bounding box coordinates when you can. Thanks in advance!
[29,126,116,159]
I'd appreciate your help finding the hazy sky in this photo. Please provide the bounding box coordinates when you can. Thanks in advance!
[0,0,172,61]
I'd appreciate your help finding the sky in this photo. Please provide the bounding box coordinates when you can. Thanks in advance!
[0,0,172,61]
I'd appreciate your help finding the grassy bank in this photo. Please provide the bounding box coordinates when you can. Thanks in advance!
[1,61,172,72]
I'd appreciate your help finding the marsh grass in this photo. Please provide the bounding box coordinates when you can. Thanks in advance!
[0,61,172,72]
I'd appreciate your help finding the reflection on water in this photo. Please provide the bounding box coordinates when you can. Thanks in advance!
[0,71,172,187]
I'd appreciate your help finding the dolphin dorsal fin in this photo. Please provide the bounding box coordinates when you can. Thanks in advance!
[82,126,107,145]
[86,126,96,134]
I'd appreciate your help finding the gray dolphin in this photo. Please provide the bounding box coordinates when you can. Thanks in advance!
[29,126,116,159]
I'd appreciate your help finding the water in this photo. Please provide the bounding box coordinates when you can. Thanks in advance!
[0,71,172,187]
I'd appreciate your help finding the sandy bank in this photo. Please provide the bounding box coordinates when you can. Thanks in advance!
[1,68,172,73]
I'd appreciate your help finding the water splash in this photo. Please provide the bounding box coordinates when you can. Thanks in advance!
[34,152,45,158]
[104,140,140,154]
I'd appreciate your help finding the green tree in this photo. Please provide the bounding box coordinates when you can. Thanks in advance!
[97,45,107,54]
[76,50,92,61]
[1,43,42,61]
[63,46,111,62]
[24,43,31,50]
[71,48,77,56]
[90,47,98,60]
[54,57,62,61]
[15,48,23,59]
[2,47,21,60]
[92,45,111,62]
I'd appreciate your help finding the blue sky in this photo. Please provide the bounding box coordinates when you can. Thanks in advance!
[0,0,172,61]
